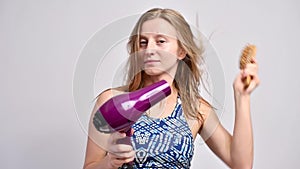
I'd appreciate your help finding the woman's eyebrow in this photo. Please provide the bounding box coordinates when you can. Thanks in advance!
[155,33,177,39]
[140,33,174,39]
[155,34,168,39]
[139,35,148,39]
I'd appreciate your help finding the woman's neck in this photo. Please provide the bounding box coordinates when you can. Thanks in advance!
[144,74,178,100]
[144,74,174,87]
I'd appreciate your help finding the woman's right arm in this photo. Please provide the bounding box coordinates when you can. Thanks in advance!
[83,137,111,169]
[83,89,135,169]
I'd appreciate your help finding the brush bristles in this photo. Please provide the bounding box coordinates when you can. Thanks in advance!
[240,44,256,69]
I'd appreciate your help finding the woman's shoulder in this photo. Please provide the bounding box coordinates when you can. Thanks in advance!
[198,97,216,123]
[95,85,128,107]
[197,97,220,138]
[199,97,212,108]
[199,98,213,113]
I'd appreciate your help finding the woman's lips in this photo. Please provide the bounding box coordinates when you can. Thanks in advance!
[144,60,160,64]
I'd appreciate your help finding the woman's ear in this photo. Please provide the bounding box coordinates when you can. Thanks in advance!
[177,48,187,60]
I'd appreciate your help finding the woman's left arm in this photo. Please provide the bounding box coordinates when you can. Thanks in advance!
[201,58,259,169]
[231,58,260,168]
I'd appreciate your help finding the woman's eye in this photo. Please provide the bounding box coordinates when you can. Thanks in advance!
[139,40,147,47]
[157,40,166,44]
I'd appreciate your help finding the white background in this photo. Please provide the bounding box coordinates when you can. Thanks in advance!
[1,0,300,168]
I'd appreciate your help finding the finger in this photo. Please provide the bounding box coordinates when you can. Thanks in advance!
[114,150,135,159]
[110,144,134,154]
[108,156,127,168]
[108,151,135,165]
[241,69,248,79]
[111,157,133,168]
[245,62,258,71]
[246,80,256,93]
[123,155,135,164]
[242,72,259,89]
[250,57,257,64]
[243,64,258,78]
[240,70,251,86]
[245,75,260,92]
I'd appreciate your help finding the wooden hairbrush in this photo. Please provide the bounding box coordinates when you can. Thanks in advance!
[240,44,256,88]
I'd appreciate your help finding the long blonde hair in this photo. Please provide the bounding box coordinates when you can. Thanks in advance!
[126,8,205,121]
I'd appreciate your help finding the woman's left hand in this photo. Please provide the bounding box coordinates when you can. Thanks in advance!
[233,58,260,96]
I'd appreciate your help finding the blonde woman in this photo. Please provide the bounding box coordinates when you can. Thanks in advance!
[83,8,259,169]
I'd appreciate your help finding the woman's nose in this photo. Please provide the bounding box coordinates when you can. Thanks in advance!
[145,40,156,56]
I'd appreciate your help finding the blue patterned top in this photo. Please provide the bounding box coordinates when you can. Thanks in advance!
[130,97,194,168]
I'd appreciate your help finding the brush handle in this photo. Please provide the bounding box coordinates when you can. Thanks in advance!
[244,75,251,88]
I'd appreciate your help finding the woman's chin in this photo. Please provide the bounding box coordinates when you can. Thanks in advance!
[144,68,164,76]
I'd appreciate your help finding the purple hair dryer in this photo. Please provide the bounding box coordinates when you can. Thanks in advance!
[93,80,170,168]
[93,80,171,139]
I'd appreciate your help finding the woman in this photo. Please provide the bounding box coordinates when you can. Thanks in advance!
[83,8,260,169]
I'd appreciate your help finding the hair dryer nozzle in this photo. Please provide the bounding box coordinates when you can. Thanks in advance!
[93,111,112,133]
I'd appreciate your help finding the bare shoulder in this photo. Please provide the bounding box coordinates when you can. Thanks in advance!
[198,98,220,140]
[95,86,128,107]
[199,98,214,121]
[187,98,215,138]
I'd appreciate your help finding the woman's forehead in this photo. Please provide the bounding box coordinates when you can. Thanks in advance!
[140,18,177,38]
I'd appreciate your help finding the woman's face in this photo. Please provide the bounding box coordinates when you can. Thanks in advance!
[138,18,185,77]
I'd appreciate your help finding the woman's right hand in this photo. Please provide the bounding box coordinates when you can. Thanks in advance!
[106,132,135,169]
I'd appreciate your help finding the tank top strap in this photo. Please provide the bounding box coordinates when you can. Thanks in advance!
[170,96,182,118]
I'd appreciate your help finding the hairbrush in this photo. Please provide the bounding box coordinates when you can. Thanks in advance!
[240,44,256,88]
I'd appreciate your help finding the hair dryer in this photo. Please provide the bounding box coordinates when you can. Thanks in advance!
[93,80,170,168]
[93,80,171,141]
